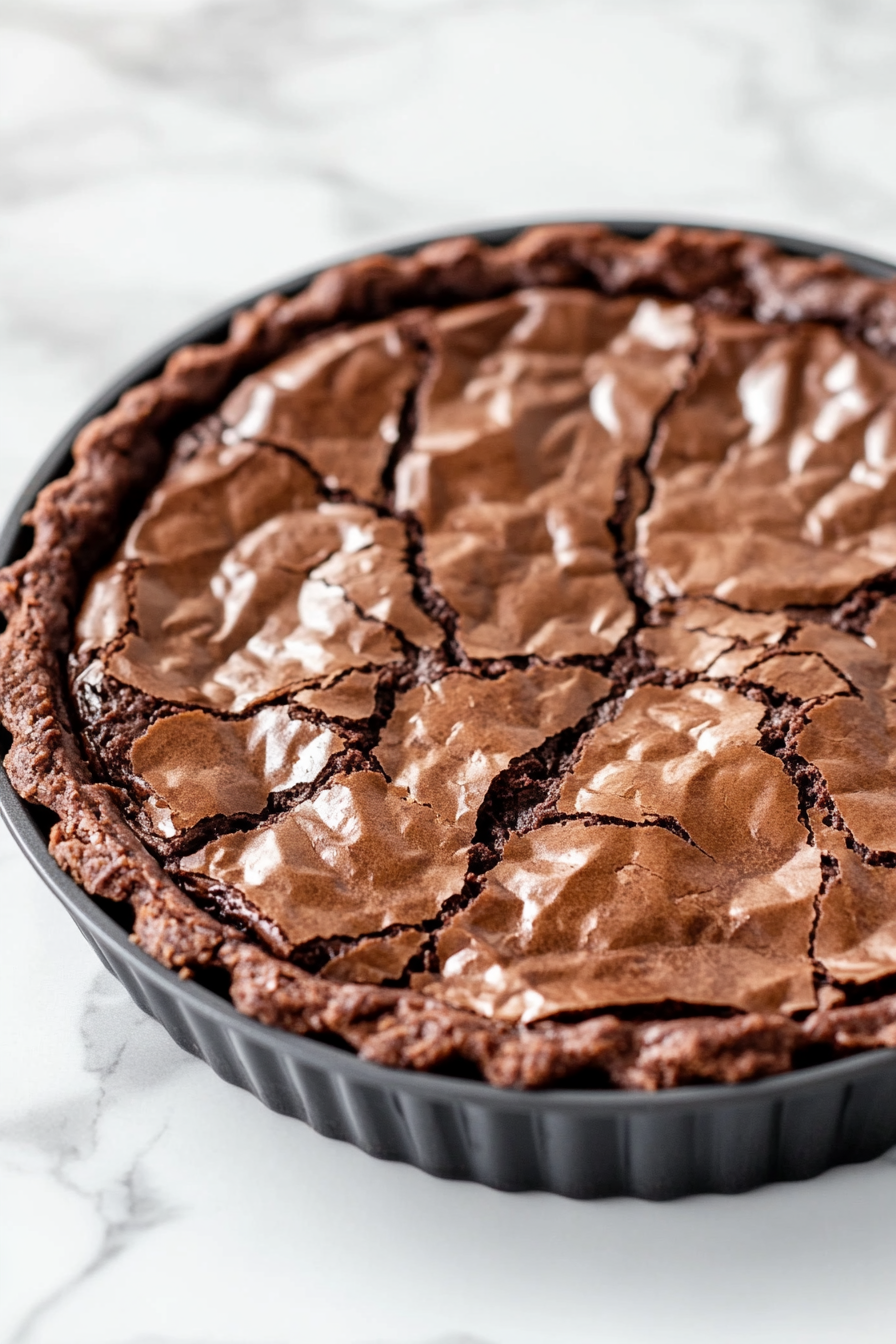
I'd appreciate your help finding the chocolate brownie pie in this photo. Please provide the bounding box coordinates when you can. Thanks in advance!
[5,224,896,1091]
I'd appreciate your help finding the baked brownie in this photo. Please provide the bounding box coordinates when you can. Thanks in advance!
[4,224,896,1091]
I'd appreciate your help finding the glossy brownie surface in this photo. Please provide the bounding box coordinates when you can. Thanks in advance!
[5,225,896,1089]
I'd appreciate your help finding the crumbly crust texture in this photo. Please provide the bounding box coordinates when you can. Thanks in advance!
[4,224,896,1089]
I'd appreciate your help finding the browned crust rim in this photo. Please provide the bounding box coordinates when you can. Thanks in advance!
[4,222,896,1091]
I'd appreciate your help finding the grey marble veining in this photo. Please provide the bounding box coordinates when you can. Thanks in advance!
[3,2,896,1341]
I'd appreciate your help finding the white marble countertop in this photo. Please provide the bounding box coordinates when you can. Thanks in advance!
[4,2,896,1340]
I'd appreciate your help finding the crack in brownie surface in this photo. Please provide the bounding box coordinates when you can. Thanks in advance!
[7,225,896,1088]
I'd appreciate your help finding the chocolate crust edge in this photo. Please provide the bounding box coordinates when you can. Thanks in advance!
[5,223,896,1090]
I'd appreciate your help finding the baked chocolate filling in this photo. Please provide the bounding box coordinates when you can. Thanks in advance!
[5,224,896,1090]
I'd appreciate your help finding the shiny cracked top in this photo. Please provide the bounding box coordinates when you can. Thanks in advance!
[71,287,896,1023]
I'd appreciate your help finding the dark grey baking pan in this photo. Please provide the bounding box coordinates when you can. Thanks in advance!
[4,221,896,1201]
